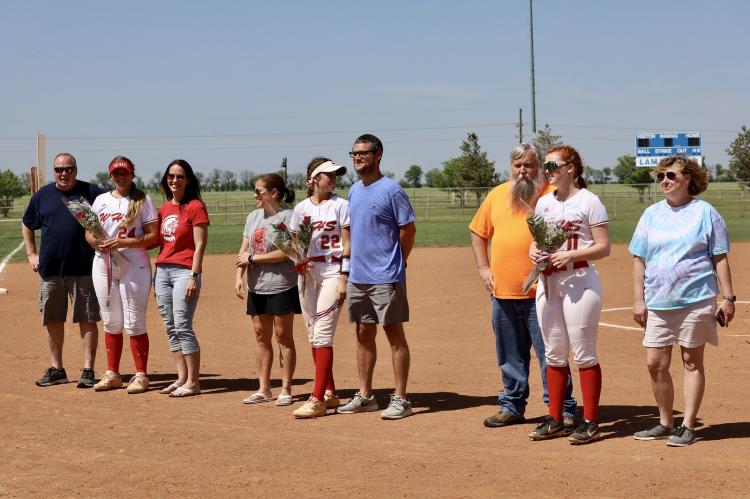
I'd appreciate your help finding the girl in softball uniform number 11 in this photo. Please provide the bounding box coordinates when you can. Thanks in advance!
[529,145,611,444]
[87,156,159,394]
[290,158,350,419]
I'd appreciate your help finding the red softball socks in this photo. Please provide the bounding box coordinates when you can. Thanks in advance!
[546,365,569,422]
[312,346,335,401]
[105,333,123,373]
[579,363,602,423]
[129,333,149,374]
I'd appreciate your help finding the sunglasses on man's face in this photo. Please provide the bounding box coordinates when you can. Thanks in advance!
[54,166,75,174]
[656,171,678,182]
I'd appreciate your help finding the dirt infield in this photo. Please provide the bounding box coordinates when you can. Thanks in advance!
[1,244,748,497]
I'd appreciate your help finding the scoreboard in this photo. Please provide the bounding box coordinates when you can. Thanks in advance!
[635,132,702,167]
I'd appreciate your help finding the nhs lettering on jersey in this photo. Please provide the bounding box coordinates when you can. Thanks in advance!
[312,220,337,232]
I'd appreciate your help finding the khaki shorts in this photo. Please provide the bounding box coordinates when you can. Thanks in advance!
[347,281,409,325]
[644,298,718,348]
[39,275,101,326]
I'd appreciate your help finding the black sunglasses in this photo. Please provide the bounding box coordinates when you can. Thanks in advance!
[54,166,75,174]
[543,160,568,172]
[656,171,677,182]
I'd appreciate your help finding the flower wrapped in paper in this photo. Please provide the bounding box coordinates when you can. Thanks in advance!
[521,213,577,296]
[61,196,129,305]
[271,220,310,273]
[271,217,315,295]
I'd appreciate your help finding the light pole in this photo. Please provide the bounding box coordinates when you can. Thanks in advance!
[529,0,537,134]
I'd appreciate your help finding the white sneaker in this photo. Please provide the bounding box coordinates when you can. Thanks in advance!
[93,370,122,391]
[337,391,379,414]
[380,395,413,420]
[293,397,327,419]
[126,373,149,394]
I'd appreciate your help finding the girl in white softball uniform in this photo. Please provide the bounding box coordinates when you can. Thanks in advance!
[86,156,159,394]
[289,158,350,419]
[529,145,611,445]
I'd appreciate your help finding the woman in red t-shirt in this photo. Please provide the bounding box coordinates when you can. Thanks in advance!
[154,159,209,397]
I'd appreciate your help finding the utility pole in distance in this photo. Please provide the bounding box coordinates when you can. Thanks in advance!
[281,156,288,184]
[529,0,537,134]
[516,108,524,143]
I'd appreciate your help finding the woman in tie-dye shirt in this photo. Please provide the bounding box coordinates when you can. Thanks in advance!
[629,156,735,447]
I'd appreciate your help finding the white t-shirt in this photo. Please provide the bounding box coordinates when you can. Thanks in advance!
[289,194,350,260]
[535,188,609,253]
[91,191,158,265]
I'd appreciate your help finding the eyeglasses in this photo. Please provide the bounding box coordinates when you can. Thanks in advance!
[167,173,185,181]
[54,166,75,174]
[254,188,268,196]
[543,161,568,172]
[349,150,375,158]
[656,171,678,182]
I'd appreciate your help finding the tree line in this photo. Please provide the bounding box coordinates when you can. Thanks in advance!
[397,125,750,202]
[1,125,750,216]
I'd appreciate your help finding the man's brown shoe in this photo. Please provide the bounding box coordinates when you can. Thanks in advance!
[484,411,526,428]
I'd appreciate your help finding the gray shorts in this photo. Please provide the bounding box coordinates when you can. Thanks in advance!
[39,275,101,326]
[347,281,409,325]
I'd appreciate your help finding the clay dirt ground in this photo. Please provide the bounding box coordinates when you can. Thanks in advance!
[1,244,749,498]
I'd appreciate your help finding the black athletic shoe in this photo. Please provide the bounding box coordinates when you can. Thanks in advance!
[568,420,601,445]
[36,367,68,387]
[529,416,565,440]
[77,368,96,388]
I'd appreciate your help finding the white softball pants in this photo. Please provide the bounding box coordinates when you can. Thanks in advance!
[536,266,602,368]
[92,253,152,336]
[299,262,343,348]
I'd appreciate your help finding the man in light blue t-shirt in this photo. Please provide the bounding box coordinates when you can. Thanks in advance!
[337,134,417,420]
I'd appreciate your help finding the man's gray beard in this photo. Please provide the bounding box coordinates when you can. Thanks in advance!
[510,175,541,214]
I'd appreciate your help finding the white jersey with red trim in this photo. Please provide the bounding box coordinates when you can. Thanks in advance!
[535,188,609,253]
[91,191,158,264]
[289,194,350,260]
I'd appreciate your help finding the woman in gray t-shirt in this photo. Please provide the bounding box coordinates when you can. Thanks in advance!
[234,173,300,406]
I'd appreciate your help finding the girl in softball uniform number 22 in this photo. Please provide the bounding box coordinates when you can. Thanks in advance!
[529,145,611,444]
[87,156,158,394]
[290,158,350,419]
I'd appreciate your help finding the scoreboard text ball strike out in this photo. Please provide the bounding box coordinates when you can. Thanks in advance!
[635,132,702,167]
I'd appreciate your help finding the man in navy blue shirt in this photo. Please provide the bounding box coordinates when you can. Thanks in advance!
[22,152,103,388]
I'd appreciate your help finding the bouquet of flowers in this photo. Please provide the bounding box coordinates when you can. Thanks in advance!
[521,213,576,296]
[62,196,129,306]
[61,196,129,266]
[271,216,313,275]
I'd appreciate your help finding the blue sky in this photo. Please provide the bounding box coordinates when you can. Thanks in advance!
[1,0,748,183]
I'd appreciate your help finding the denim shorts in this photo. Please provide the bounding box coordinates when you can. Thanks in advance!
[347,281,409,325]
[39,275,101,326]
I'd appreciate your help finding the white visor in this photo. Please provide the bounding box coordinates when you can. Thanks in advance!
[310,161,347,179]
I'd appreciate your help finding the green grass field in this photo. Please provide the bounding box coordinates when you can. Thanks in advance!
[2,183,747,263]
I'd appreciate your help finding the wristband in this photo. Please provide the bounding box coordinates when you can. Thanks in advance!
[339,256,351,275]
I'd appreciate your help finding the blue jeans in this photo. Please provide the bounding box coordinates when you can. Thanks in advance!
[492,297,576,418]
[155,264,201,355]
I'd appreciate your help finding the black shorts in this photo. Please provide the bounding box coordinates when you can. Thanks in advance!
[247,286,302,316]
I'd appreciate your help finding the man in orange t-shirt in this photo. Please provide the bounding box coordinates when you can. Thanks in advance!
[469,143,576,429]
